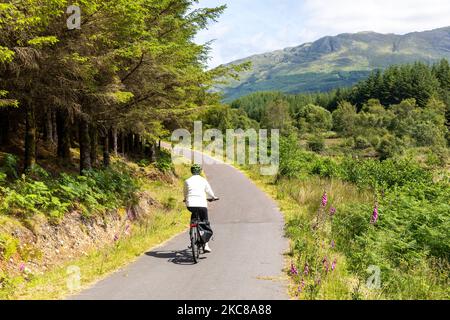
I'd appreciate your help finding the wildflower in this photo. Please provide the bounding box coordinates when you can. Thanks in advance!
[323,257,329,273]
[321,192,328,207]
[316,277,321,286]
[304,263,309,276]
[19,263,25,272]
[331,259,337,271]
[330,207,336,216]
[114,234,119,242]
[290,262,298,276]
[330,240,335,248]
[297,279,306,293]
[371,204,379,224]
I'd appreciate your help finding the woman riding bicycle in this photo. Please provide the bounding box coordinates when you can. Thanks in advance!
[183,164,218,253]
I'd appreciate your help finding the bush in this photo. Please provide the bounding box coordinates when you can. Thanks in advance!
[368,135,381,148]
[354,136,371,150]
[155,149,174,173]
[377,134,404,160]
[307,136,325,153]
[0,154,19,179]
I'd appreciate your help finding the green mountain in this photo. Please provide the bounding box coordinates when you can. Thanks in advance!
[220,27,450,101]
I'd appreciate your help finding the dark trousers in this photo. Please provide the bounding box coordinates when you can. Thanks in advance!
[187,207,209,222]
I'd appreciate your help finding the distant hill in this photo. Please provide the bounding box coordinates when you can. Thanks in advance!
[220,26,450,101]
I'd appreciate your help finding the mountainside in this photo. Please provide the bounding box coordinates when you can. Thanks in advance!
[221,26,450,101]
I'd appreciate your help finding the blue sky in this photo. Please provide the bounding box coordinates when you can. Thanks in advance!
[193,0,450,68]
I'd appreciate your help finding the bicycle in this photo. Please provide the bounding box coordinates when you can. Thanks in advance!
[188,198,219,264]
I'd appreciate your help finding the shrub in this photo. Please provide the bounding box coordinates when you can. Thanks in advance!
[0,154,18,179]
[354,136,371,150]
[377,134,404,160]
[307,136,325,153]
[155,149,174,173]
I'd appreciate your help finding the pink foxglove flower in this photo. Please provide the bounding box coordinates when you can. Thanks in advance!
[371,204,379,224]
[331,259,337,271]
[290,262,298,276]
[323,257,329,273]
[298,279,306,293]
[330,207,336,216]
[304,263,309,276]
[321,192,328,207]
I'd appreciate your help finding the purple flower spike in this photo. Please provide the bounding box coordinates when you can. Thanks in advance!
[290,262,298,276]
[331,240,335,248]
[19,263,25,272]
[323,257,329,273]
[330,207,336,216]
[371,204,379,224]
[321,192,328,207]
[304,263,309,276]
[331,259,337,271]
[114,234,119,242]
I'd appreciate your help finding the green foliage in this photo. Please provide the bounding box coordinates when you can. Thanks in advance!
[295,104,332,133]
[354,136,371,150]
[260,98,295,135]
[0,233,18,260]
[376,134,404,160]
[0,154,19,179]
[202,105,258,131]
[229,61,449,158]
[307,135,325,153]
[332,101,358,136]
[0,162,140,220]
[155,149,174,173]
[277,134,448,298]
[332,181,449,298]
[279,136,432,189]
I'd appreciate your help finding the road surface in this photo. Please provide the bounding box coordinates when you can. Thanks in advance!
[74,151,288,300]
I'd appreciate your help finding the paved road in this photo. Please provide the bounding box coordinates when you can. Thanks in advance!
[74,151,288,300]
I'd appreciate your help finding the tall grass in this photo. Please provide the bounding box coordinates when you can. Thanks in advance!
[242,139,449,299]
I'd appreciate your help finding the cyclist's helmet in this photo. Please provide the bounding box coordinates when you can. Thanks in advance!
[191,164,202,175]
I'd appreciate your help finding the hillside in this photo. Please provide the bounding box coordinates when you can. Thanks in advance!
[220,26,450,101]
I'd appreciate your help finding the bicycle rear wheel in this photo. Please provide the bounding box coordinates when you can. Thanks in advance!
[190,228,200,263]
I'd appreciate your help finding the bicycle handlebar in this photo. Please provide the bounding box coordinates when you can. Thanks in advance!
[183,197,220,203]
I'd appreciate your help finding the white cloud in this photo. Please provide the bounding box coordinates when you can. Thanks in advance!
[301,0,450,36]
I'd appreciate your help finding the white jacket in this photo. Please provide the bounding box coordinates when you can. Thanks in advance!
[184,175,216,208]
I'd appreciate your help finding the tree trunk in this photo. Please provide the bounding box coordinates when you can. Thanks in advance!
[52,110,58,143]
[0,108,10,146]
[103,134,110,167]
[44,107,54,145]
[119,131,125,155]
[24,103,36,171]
[89,125,98,166]
[79,116,91,174]
[127,133,134,155]
[56,109,72,161]
[112,127,118,156]
[134,134,140,154]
